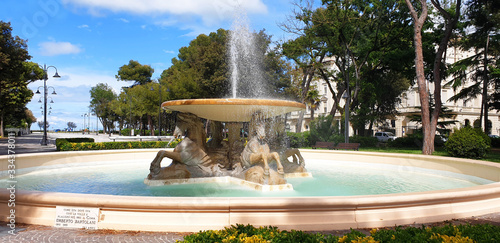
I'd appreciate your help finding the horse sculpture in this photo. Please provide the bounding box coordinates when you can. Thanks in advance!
[241,112,284,176]
[266,116,305,168]
[148,113,217,180]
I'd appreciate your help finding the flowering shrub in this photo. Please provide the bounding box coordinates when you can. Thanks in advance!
[180,223,500,242]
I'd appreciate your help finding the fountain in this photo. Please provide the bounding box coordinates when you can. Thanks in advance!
[145,99,308,190]
[145,9,308,189]
[1,8,500,233]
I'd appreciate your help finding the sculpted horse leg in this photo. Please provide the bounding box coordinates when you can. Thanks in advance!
[283,148,305,167]
[250,152,269,175]
[269,152,284,174]
[149,150,182,177]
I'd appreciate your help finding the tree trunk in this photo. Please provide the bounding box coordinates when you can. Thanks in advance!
[148,114,154,136]
[429,0,462,152]
[482,35,490,134]
[295,111,305,133]
[0,113,4,138]
[406,0,430,154]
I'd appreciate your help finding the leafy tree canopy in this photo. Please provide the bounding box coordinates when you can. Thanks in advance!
[0,21,37,136]
[116,60,154,86]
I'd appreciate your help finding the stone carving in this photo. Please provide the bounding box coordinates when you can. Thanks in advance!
[148,113,217,180]
[147,110,306,186]
[241,112,284,175]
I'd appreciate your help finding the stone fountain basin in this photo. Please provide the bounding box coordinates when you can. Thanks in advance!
[161,98,306,122]
[1,149,500,232]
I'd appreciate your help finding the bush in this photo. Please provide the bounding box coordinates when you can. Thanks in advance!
[445,127,490,159]
[55,138,95,151]
[491,137,500,148]
[349,135,378,147]
[180,223,500,243]
[120,128,140,136]
[287,131,310,148]
[56,138,180,151]
[309,115,340,144]
[388,133,423,148]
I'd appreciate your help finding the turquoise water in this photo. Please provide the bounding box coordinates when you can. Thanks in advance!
[0,159,494,197]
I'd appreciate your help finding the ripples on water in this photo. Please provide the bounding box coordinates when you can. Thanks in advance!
[0,159,493,197]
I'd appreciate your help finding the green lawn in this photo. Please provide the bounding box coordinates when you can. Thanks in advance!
[315,146,500,163]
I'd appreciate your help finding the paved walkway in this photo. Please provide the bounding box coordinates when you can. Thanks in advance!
[1,133,500,242]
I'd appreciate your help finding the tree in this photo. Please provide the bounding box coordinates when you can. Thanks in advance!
[160,28,293,100]
[126,83,160,135]
[116,60,154,86]
[0,21,36,137]
[109,91,132,133]
[281,0,414,133]
[405,0,462,154]
[161,29,229,99]
[304,87,321,122]
[448,0,500,134]
[37,121,49,130]
[67,122,77,131]
[90,83,117,134]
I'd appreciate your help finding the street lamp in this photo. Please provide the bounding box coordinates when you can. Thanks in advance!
[31,64,60,145]
[82,113,89,134]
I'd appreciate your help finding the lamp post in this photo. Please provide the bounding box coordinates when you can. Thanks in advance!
[82,113,86,134]
[32,64,60,145]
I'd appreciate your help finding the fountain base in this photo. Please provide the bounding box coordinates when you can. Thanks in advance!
[144,172,312,192]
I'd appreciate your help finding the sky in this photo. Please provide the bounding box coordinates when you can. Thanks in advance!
[1,0,301,131]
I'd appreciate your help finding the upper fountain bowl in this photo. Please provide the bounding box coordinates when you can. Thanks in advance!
[161,98,306,122]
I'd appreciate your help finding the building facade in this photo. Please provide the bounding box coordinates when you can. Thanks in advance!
[287,48,500,137]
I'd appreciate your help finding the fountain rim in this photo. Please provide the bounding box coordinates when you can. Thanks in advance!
[161,98,306,122]
[1,149,499,232]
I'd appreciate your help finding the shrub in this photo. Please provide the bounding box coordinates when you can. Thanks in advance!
[309,115,340,144]
[180,223,500,243]
[287,131,310,148]
[491,137,500,148]
[55,138,94,151]
[387,133,423,148]
[349,135,378,147]
[445,127,490,159]
[120,128,140,136]
[56,139,179,151]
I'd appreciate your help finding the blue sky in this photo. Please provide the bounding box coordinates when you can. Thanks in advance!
[1,0,300,130]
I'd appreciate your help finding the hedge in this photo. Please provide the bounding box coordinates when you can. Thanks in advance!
[180,223,500,243]
[287,131,311,148]
[56,139,180,151]
[55,138,95,151]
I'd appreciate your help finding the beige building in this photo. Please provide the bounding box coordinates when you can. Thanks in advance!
[287,48,500,137]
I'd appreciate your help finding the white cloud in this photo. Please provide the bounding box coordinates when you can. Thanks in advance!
[39,41,83,56]
[118,18,129,23]
[27,68,126,130]
[163,50,176,54]
[62,0,268,26]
